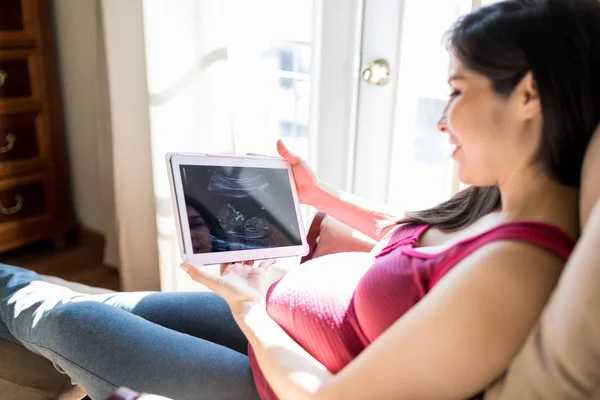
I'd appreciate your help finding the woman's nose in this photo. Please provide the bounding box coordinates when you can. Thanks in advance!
[437,116,448,133]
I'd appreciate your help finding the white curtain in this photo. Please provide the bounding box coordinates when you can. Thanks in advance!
[101,0,160,291]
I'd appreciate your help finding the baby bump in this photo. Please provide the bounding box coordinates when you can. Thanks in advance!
[265,252,375,371]
[268,252,374,300]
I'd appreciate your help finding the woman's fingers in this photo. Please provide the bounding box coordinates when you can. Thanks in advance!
[246,141,299,165]
[184,263,247,301]
[258,259,277,272]
[220,263,230,276]
[276,140,299,164]
[183,263,221,292]
[220,261,255,275]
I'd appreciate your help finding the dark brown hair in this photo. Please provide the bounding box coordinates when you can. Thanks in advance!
[397,0,600,231]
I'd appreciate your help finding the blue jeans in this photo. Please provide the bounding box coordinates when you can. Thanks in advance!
[0,264,260,400]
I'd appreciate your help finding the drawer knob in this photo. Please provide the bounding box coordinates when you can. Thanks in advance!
[0,194,24,215]
[0,133,16,153]
[0,71,7,87]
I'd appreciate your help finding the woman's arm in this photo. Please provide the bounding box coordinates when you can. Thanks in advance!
[311,182,401,241]
[235,304,333,400]
[277,140,400,241]
[236,241,564,400]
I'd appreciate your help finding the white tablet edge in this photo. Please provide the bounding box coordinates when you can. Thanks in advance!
[166,152,190,261]
[167,152,309,266]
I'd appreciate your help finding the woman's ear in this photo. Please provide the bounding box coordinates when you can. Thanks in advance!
[580,123,600,229]
[516,72,541,120]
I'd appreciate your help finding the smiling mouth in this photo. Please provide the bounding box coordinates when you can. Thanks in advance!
[452,144,462,156]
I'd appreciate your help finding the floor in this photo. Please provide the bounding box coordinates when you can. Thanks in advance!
[0,230,121,291]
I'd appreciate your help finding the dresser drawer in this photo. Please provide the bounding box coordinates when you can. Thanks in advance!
[0,112,45,176]
[0,49,40,111]
[0,173,47,226]
[0,0,37,47]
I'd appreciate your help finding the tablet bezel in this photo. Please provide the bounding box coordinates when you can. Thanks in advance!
[167,152,309,265]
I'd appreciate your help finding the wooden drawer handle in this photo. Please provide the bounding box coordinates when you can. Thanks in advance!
[0,71,7,88]
[0,194,24,215]
[0,134,16,153]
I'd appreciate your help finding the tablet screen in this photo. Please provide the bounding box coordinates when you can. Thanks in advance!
[180,165,303,254]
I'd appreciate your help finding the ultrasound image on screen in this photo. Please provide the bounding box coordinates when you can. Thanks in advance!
[180,165,302,253]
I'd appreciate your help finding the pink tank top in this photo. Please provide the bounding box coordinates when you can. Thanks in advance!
[249,221,576,399]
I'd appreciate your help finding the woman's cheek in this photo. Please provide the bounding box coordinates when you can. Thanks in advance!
[446,97,463,136]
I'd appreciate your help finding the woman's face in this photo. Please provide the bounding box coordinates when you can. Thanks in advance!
[438,55,542,186]
[187,204,212,253]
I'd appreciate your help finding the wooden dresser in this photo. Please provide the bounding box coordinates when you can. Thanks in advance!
[0,0,75,253]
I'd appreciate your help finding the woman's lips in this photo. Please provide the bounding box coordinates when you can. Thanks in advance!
[452,144,461,158]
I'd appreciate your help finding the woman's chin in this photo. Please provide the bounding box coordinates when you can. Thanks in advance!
[456,169,474,187]
[458,173,493,188]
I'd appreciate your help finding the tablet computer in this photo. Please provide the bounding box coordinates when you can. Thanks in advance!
[167,152,309,265]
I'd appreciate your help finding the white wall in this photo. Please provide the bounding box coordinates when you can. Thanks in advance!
[52,0,119,267]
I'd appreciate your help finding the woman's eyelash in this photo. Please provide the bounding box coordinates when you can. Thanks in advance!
[449,89,461,97]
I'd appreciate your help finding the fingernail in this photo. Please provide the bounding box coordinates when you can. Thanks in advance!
[180,264,189,272]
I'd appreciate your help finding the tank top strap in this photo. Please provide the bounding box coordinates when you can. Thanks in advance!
[430,221,576,287]
[375,224,431,258]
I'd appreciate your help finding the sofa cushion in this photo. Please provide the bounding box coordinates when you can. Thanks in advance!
[580,122,600,229]
[40,274,115,295]
[0,339,86,400]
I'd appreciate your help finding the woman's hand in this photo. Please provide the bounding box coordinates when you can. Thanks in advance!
[181,260,276,316]
[276,140,322,205]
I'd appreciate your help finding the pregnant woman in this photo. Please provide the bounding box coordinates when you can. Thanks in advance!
[2,1,600,399]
